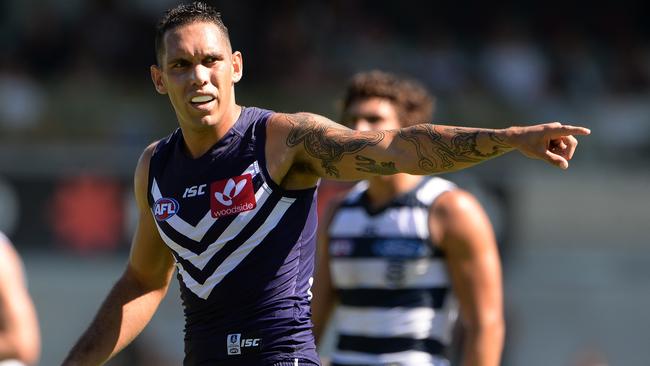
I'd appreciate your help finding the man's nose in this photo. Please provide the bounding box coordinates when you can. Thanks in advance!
[190,64,209,86]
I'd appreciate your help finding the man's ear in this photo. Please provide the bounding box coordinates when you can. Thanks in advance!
[231,51,243,83]
[150,65,167,94]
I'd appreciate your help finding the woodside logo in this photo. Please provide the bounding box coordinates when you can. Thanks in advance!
[210,174,256,218]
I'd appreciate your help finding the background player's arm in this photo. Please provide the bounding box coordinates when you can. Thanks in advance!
[63,143,175,366]
[265,112,590,186]
[431,190,504,366]
[0,238,40,365]
[310,200,341,345]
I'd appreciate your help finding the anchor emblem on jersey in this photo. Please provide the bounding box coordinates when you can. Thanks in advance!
[215,178,247,206]
[210,174,256,218]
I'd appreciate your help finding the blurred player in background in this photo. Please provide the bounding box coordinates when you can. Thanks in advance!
[0,232,40,366]
[63,2,588,365]
[312,71,504,366]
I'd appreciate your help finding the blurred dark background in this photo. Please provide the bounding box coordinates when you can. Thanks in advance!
[0,1,648,365]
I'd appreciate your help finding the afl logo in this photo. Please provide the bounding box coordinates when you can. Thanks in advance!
[154,197,179,221]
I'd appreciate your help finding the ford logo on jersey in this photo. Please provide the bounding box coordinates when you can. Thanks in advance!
[153,197,180,221]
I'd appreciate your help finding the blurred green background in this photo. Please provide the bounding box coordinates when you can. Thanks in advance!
[1,0,649,365]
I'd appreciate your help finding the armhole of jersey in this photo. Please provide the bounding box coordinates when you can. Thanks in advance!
[146,139,165,208]
[326,181,367,237]
[344,181,368,203]
[419,177,457,257]
[418,177,457,207]
[253,114,317,199]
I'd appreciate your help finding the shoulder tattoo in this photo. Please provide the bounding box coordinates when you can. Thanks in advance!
[284,114,385,177]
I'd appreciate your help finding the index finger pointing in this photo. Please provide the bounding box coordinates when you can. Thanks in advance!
[559,125,591,136]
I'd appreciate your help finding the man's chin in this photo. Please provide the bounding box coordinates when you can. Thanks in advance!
[197,113,220,126]
[180,110,224,128]
[199,116,214,125]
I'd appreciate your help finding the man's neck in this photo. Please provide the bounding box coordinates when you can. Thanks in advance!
[181,104,242,159]
[365,173,423,209]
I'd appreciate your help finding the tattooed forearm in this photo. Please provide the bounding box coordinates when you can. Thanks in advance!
[398,125,441,171]
[285,114,385,177]
[450,128,511,158]
[355,155,398,175]
[398,125,511,173]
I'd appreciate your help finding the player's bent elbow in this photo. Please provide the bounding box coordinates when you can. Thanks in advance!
[125,258,174,293]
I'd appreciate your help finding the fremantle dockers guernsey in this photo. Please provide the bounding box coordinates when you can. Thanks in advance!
[147,107,320,365]
[328,177,459,366]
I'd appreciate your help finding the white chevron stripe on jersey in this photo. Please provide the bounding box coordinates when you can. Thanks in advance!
[151,163,260,242]
[156,182,273,270]
[329,206,430,239]
[153,178,214,241]
[330,258,449,289]
[177,195,296,299]
[331,350,447,366]
[335,305,451,339]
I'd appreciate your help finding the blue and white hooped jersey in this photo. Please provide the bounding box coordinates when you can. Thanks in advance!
[327,177,459,366]
[148,107,320,366]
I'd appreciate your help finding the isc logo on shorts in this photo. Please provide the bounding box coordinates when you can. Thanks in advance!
[226,333,261,356]
[153,197,179,221]
[210,174,256,218]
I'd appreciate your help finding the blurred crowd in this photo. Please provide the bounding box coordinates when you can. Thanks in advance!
[0,0,648,156]
[0,0,648,251]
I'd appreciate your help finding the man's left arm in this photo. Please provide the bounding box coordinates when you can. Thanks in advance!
[431,190,504,366]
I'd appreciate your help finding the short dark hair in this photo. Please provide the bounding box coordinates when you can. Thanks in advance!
[155,2,230,65]
[342,70,435,127]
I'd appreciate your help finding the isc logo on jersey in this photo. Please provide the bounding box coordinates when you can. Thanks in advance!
[226,333,261,355]
[210,174,256,218]
[183,184,207,198]
[153,197,179,221]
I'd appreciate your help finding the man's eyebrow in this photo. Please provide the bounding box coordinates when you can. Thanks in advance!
[167,57,188,65]
[204,51,225,58]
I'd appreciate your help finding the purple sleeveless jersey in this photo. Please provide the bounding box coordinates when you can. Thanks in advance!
[147,107,320,365]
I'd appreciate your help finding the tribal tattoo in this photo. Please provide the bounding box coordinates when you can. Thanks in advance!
[355,155,398,175]
[285,114,385,178]
[398,125,510,172]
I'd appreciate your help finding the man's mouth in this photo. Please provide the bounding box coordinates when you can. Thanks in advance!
[190,95,215,105]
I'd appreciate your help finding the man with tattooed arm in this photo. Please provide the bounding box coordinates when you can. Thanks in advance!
[63,3,589,366]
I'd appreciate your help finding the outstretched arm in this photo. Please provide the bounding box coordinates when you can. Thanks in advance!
[265,113,590,186]
[0,235,40,365]
[63,143,175,366]
[431,190,504,366]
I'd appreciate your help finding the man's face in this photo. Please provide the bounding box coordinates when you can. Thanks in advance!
[151,21,242,129]
[343,97,401,132]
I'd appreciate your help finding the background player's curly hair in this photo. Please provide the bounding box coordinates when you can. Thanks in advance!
[154,2,229,66]
[341,70,436,127]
